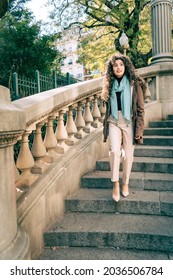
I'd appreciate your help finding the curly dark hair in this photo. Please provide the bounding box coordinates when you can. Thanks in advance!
[106,53,147,94]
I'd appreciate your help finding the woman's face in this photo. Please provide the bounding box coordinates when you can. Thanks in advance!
[113,59,125,78]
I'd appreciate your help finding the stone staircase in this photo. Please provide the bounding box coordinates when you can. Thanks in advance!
[38,115,173,260]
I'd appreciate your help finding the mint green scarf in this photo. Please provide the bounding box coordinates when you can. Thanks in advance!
[110,75,131,123]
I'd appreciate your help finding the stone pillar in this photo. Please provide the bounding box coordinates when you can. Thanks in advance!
[0,86,30,259]
[150,0,173,64]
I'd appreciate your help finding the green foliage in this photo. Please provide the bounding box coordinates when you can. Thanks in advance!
[9,0,29,11]
[77,27,116,74]
[0,0,9,18]
[0,7,63,87]
[49,0,152,68]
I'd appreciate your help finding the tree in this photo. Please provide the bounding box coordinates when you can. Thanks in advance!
[77,27,116,75]
[49,0,152,67]
[0,9,63,87]
[0,0,9,18]
[8,0,29,12]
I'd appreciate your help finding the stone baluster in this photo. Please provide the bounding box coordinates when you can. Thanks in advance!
[99,99,106,123]
[14,150,20,182]
[16,130,38,187]
[75,101,86,139]
[144,78,152,103]
[14,165,20,182]
[56,110,69,153]
[13,155,22,199]
[44,115,58,160]
[0,85,30,259]
[91,94,101,128]
[31,121,49,174]
[66,106,78,146]
[83,97,94,133]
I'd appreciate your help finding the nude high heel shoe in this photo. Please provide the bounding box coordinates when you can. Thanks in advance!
[122,184,129,197]
[112,182,120,202]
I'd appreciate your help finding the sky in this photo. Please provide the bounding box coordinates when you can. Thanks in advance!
[26,0,50,21]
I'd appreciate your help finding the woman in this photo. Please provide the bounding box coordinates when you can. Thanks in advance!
[101,53,146,202]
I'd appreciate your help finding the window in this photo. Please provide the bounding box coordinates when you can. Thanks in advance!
[68,58,73,65]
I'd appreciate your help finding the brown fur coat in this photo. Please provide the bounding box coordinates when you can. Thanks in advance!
[101,55,146,144]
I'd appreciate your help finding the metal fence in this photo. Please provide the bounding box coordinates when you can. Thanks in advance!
[10,70,81,100]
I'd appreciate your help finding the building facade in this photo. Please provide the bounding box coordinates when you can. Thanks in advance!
[56,28,84,81]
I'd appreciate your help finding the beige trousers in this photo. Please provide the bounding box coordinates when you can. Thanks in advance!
[108,111,135,184]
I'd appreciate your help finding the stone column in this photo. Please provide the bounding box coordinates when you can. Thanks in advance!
[0,86,30,259]
[150,0,173,64]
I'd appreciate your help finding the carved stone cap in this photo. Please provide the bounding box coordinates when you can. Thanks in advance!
[0,131,23,147]
[0,86,26,146]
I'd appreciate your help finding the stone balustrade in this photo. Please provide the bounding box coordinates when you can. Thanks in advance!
[1,62,173,259]
[0,68,169,150]
[11,69,154,198]
[11,62,173,198]
[12,65,173,205]
[137,63,173,125]
[13,78,104,197]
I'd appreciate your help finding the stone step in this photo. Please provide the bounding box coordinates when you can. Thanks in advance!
[65,188,173,216]
[44,213,173,253]
[167,115,173,121]
[83,170,173,191]
[38,247,171,260]
[144,128,173,136]
[81,171,173,191]
[143,135,173,146]
[96,157,173,174]
[149,120,173,128]
[134,145,173,158]
[40,116,173,261]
